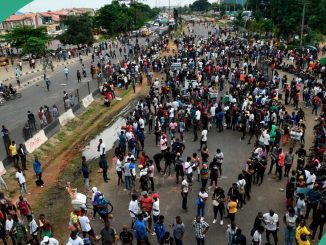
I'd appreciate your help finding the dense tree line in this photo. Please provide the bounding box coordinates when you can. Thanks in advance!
[246,0,326,37]
[95,0,160,36]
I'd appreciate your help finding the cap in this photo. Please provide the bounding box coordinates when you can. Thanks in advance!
[43,236,49,243]
[152,193,159,198]
[141,191,148,196]
[92,187,97,192]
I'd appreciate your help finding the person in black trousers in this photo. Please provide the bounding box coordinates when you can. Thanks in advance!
[99,155,109,182]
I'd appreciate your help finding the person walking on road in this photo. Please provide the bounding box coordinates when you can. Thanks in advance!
[63,67,69,80]
[192,216,209,245]
[1,125,11,156]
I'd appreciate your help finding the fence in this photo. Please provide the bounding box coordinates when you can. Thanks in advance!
[1,78,102,165]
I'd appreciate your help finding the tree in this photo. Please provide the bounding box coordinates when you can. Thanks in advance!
[190,0,211,12]
[5,26,49,55]
[95,0,159,36]
[59,14,94,46]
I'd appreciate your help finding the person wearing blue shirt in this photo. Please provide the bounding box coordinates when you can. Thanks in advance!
[134,214,150,245]
[33,156,44,187]
[154,215,167,244]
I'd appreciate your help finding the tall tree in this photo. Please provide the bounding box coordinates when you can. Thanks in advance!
[5,26,49,55]
[58,14,94,46]
[190,0,211,12]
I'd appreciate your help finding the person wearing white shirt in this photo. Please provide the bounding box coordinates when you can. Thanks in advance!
[129,194,140,227]
[306,171,316,189]
[5,215,16,243]
[200,129,208,150]
[16,168,28,195]
[138,117,145,130]
[184,157,193,182]
[98,139,106,157]
[195,109,201,121]
[78,209,96,238]
[41,236,59,245]
[263,210,279,245]
[252,227,264,245]
[28,215,39,244]
[68,231,84,245]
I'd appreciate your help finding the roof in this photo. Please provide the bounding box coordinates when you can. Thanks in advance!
[4,13,39,22]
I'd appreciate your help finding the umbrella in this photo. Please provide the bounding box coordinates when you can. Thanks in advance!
[320,57,326,66]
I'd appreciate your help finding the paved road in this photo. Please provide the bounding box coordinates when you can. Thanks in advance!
[86,22,319,245]
[0,36,155,159]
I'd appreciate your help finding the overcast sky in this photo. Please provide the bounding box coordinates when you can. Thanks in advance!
[19,0,216,12]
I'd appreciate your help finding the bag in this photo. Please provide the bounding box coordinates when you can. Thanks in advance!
[212,200,219,206]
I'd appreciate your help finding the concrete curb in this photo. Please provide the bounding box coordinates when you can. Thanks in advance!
[2,58,80,83]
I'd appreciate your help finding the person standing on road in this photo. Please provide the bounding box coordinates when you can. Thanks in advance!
[27,111,37,131]
[9,141,19,166]
[175,153,184,184]
[212,187,225,225]
[284,148,294,177]
[192,216,209,245]
[63,67,69,80]
[1,125,11,156]
[77,70,82,83]
[134,213,151,245]
[81,156,90,193]
[100,220,117,245]
[99,155,109,183]
[263,210,279,245]
[275,148,285,180]
[196,188,208,219]
[45,78,51,92]
[98,139,106,158]
[181,177,189,210]
[119,225,134,245]
[283,207,297,245]
[171,216,185,245]
[129,194,140,229]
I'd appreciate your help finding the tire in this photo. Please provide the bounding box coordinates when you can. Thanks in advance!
[15,93,22,99]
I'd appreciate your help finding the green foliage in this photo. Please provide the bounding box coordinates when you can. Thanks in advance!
[5,26,49,55]
[247,0,326,39]
[95,0,159,36]
[190,0,211,12]
[58,14,94,45]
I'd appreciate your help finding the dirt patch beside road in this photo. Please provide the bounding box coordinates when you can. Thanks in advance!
[3,84,149,241]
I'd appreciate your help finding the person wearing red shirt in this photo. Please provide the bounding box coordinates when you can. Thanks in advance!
[140,191,153,232]
[276,148,285,180]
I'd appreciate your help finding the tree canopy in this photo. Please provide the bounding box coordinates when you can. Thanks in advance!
[95,0,159,35]
[58,14,94,46]
[5,26,49,55]
[190,0,211,12]
[247,0,326,37]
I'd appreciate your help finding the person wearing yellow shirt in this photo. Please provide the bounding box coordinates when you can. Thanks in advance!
[227,196,238,223]
[296,220,311,245]
[9,140,19,165]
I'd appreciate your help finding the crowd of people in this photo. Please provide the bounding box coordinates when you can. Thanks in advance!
[0,18,326,245]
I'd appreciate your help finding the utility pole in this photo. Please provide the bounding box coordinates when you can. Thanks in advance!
[300,0,306,46]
